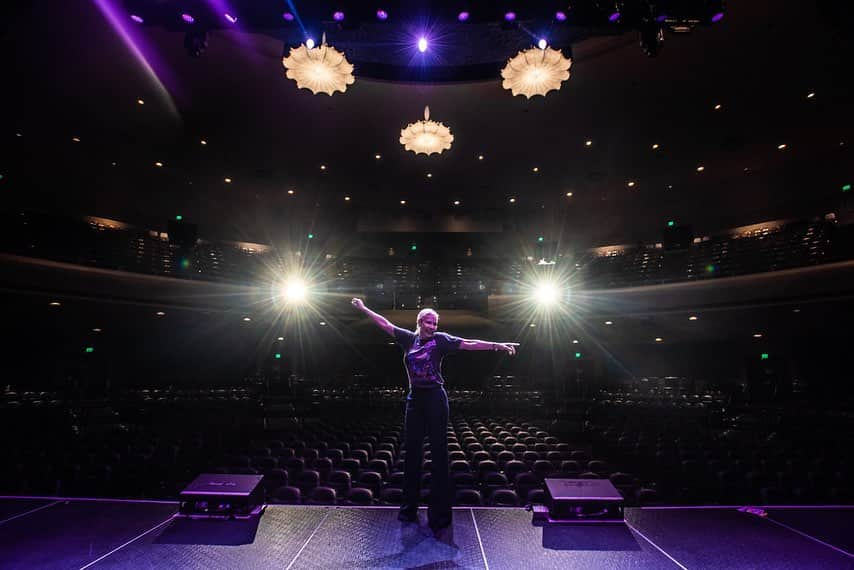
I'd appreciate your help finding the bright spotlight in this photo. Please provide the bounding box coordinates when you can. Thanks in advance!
[532,281,561,307]
[417,37,428,52]
[538,38,548,49]
[305,37,316,49]
[282,278,308,303]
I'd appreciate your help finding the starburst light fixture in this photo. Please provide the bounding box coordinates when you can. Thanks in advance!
[500,46,572,98]
[281,33,354,96]
[399,106,454,156]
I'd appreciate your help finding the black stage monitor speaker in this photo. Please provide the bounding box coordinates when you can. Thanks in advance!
[532,478,625,524]
[179,473,265,519]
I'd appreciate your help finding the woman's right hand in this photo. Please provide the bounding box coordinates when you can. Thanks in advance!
[351,298,365,310]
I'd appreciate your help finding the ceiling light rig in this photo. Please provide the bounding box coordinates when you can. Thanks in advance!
[399,106,454,156]
[282,33,355,96]
[501,45,572,98]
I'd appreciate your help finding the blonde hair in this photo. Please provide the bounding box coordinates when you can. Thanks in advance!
[415,308,439,335]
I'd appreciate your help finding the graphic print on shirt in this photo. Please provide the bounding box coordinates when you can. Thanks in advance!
[406,339,439,384]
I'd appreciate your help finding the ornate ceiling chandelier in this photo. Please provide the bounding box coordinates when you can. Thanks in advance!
[500,46,572,99]
[399,106,454,156]
[281,33,355,96]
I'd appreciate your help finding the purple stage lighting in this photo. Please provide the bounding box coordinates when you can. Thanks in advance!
[504,12,516,22]
[224,13,237,24]
[182,13,195,24]
[282,12,294,22]
[655,14,668,23]
[458,11,470,22]
[333,11,344,22]
[608,11,621,22]
[417,37,428,53]
[130,14,143,23]
[376,9,388,21]
[711,12,724,23]
[555,11,567,22]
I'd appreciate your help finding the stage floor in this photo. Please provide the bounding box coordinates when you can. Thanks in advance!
[0,498,852,569]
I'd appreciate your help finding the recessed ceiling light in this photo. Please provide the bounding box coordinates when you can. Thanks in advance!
[667,184,673,189]
[156,311,165,316]
[320,164,327,170]
[277,336,284,341]
[426,173,432,178]
[92,328,102,333]
[696,165,705,172]
[753,333,763,338]
[154,162,163,167]
[604,320,613,325]
[243,317,252,322]
[375,153,381,160]
[477,154,484,160]
[566,192,573,197]
[200,139,207,145]
[652,143,660,150]
[72,137,81,142]
[532,167,539,173]
[689,315,698,321]
[585,140,593,146]
[807,92,815,98]
[627,181,636,187]
[529,323,536,327]
[509,197,516,203]
[49,301,61,307]
[777,143,787,150]
[572,339,579,344]
[453,200,460,205]
[655,337,663,342]
[792,308,801,313]
[714,103,722,110]
[287,189,295,195]
[319,321,327,326]
[400,200,406,205]
[137,99,145,105]
[344,196,351,201]
[224,177,232,183]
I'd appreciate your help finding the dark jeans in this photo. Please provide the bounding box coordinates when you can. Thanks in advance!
[401,386,451,528]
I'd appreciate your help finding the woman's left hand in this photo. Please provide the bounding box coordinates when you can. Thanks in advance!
[497,342,519,356]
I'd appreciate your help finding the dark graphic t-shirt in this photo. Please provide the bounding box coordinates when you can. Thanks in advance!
[393,326,463,389]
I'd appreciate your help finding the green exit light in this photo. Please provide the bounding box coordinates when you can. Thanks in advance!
[176,215,183,221]
[180,258,190,269]
[411,244,417,251]
[667,220,675,227]
[537,236,544,242]
[275,353,281,359]
[843,184,852,192]
[307,233,314,239]
[760,353,769,360]
[85,347,94,353]
[575,352,582,359]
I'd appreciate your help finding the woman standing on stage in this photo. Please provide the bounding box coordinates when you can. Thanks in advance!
[351,297,518,533]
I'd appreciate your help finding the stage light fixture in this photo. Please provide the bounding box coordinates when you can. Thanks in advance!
[417,37,428,52]
[376,10,388,21]
[458,11,470,22]
[182,13,195,24]
[130,14,143,23]
[305,37,316,49]
[532,281,561,307]
[282,277,308,304]
[555,11,567,22]
[283,12,294,22]
[224,13,237,24]
[538,38,548,49]
[333,11,344,22]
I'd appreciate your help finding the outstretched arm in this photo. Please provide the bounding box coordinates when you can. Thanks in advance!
[351,298,394,336]
[459,339,519,356]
